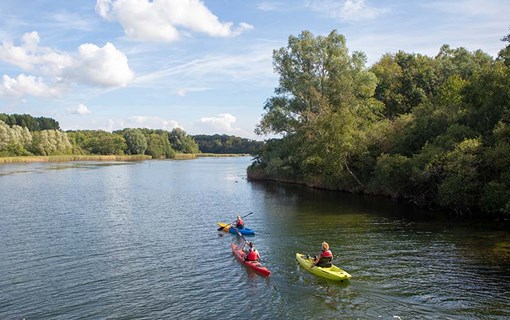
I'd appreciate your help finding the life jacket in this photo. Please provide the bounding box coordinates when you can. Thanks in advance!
[236,218,244,228]
[317,250,333,267]
[246,249,259,261]
[320,249,333,259]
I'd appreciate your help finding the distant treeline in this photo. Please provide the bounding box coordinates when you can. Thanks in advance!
[193,134,264,154]
[0,115,262,158]
[248,30,510,217]
[0,113,60,131]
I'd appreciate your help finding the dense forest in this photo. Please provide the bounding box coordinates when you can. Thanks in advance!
[0,114,260,157]
[248,30,510,217]
[193,134,264,154]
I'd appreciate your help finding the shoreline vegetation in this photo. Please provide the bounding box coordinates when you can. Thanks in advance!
[0,153,250,164]
[249,30,510,218]
[0,114,263,162]
[0,155,152,164]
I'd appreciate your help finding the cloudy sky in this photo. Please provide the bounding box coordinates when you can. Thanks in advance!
[0,0,508,140]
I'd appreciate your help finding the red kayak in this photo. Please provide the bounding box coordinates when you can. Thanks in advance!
[231,243,271,277]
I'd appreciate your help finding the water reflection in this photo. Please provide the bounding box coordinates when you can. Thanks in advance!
[0,158,509,319]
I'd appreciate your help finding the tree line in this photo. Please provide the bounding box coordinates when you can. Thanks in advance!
[1,117,261,157]
[0,113,60,131]
[248,30,510,217]
[192,134,264,154]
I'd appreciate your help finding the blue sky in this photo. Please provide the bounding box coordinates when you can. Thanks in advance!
[0,0,508,140]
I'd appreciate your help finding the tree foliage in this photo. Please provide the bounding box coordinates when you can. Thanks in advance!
[254,30,382,190]
[251,29,510,216]
[169,128,199,154]
[31,130,73,155]
[193,134,264,154]
[0,120,33,156]
[122,128,148,155]
[146,133,175,159]
[0,113,60,131]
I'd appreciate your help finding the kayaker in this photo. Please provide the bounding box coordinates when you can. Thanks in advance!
[235,215,245,229]
[312,242,333,267]
[243,241,260,262]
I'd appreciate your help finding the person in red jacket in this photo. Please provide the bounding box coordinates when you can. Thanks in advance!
[235,215,245,229]
[312,242,333,267]
[243,241,261,261]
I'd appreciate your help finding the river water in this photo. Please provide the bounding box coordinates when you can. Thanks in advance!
[0,157,509,319]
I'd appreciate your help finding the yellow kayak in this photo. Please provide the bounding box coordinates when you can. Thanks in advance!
[217,222,231,232]
[296,253,351,281]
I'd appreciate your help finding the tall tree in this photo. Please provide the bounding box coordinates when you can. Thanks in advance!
[123,128,148,154]
[255,30,381,188]
[169,128,199,153]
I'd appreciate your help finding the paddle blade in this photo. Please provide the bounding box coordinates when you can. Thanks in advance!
[217,226,225,231]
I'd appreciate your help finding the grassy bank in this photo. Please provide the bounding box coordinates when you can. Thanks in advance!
[0,154,151,164]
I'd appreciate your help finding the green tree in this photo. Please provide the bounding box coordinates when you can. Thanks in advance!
[0,120,33,156]
[30,130,72,155]
[146,133,175,159]
[371,153,412,198]
[76,131,127,155]
[437,138,482,214]
[123,128,148,154]
[497,31,510,66]
[255,30,381,189]
[169,128,199,153]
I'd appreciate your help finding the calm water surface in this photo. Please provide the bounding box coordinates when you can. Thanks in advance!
[0,157,509,319]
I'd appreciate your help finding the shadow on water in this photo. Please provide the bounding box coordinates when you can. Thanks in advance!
[248,179,510,318]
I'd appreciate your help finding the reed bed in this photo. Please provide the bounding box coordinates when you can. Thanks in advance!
[196,153,250,157]
[0,155,151,164]
[173,153,198,160]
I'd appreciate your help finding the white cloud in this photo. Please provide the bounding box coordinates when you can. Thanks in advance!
[0,74,61,98]
[66,103,92,115]
[95,0,253,42]
[0,31,73,74]
[94,116,180,132]
[126,115,181,130]
[199,113,241,133]
[67,42,134,87]
[307,0,387,21]
[0,32,134,88]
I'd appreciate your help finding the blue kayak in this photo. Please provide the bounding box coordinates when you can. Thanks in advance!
[230,226,255,236]
[217,223,255,235]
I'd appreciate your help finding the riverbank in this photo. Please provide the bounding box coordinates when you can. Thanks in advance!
[0,155,152,164]
[173,153,250,160]
[246,165,510,222]
[0,153,250,164]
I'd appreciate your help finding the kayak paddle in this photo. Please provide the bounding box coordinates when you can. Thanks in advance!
[217,211,253,231]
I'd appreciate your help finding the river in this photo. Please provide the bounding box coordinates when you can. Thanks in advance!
[0,157,509,319]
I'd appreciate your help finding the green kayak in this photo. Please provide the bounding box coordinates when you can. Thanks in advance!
[296,253,351,281]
